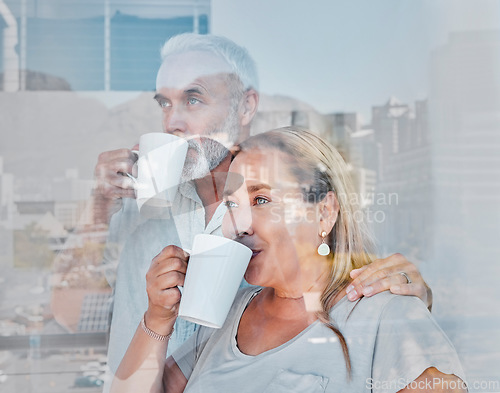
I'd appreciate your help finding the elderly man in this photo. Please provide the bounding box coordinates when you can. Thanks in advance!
[93,33,432,377]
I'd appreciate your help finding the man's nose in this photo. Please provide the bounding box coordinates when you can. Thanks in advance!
[162,107,187,135]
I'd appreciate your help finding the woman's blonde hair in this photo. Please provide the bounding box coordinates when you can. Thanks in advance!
[238,126,376,375]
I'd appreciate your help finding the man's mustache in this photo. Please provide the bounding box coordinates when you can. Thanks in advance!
[186,136,229,155]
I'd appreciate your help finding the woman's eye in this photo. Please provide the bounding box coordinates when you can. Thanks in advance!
[224,200,238,208]
[187,97,201,105]
[255,197,269,205]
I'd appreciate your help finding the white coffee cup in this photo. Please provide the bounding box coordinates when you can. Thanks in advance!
[178,234,252,328]
[135,133,188,213]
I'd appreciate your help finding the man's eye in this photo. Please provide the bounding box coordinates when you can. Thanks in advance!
[187,97,201,105]
[255,197,269,205]
[157,99,171,108]
[224,200,238,208]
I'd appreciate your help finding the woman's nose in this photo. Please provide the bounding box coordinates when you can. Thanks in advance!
[223,205,254,239]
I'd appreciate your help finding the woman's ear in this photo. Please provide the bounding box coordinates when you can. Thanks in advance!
[239,89,259,127]
[319,191,339,234]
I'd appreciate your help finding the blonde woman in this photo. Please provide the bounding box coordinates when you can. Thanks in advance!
[113,127,466,393]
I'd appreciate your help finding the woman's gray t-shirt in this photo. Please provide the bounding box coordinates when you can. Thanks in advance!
[172,287,466,393]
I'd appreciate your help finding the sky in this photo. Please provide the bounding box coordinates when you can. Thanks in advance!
[211,0,500,119]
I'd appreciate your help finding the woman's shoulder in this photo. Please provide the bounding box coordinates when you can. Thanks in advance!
[364,296,466,387]
[331,291,431,328]
[361,291,428,314]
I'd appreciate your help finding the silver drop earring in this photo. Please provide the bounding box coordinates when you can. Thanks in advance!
[317,231,331,256]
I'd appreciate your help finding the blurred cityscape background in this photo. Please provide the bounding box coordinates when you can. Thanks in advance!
[0,0,499,392]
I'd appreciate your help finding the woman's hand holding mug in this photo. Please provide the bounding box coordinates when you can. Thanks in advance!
[145,245,189,335]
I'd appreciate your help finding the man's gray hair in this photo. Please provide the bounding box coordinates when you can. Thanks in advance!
[160,33,259,92]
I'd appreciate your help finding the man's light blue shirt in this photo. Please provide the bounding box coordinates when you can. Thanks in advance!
[104,181,227,373]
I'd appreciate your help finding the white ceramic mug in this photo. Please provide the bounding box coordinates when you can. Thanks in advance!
[134,133,188,213]
[178,234,252,328]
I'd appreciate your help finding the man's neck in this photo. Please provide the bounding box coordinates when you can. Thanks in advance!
[194,153,232,226]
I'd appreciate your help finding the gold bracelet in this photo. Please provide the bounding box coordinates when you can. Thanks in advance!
[141,313,174,342]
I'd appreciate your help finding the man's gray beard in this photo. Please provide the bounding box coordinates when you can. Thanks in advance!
[181,106,240,182]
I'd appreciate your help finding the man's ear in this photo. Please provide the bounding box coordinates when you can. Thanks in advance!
[319,191,339,234]
[239,89,259,127]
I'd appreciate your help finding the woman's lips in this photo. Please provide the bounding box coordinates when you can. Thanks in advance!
[251,250,261,258]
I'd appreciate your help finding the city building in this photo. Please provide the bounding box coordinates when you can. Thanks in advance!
[328,112,360,156]
[0,0,210,91]
[369,98,432,260]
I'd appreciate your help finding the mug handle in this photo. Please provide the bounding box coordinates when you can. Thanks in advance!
[118,149,140,185]
[176,247,191,295]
